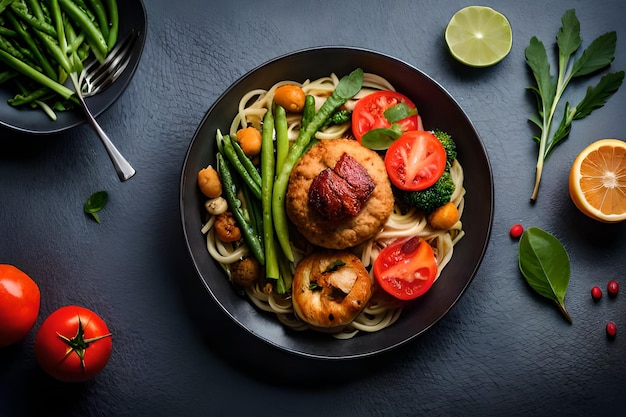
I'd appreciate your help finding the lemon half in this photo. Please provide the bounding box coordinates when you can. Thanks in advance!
[568,139,626,223]
[445,6,513,67]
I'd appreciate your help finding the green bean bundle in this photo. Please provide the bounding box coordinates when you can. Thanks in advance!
[0,0,119,119]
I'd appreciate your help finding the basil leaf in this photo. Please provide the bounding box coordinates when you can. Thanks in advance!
[334,68,363,100]
[361,126,402,150]
[383,103,417,123]
[518,227,572,323]
[84,191,108,224]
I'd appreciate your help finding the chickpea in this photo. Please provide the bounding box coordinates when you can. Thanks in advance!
[230,257,262,288]
[236,127,262,157]
[214,211,241,242]
[197,165,222,198]
[273,84,306,113]
[428,202,460,230]
[204,197,228,216]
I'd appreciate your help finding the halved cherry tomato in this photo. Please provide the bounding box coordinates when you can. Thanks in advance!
[352,91,421,142]
[34,305,112,382]
[373,237,437,301]
[384,130,447,191]
[0,264,40,347]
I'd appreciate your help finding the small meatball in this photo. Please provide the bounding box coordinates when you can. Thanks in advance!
[214,211,241,242]
[197,165,222,198]
[236,127,262,157]
[230,257,262,288]
[428,202,460,230]
[273,85,306,113]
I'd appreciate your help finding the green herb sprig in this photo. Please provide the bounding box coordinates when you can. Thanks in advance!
[525,9,624,202]
[518,227,572,323]
[84,191,108,223]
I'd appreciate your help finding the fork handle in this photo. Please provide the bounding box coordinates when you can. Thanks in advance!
[77,96,136,181]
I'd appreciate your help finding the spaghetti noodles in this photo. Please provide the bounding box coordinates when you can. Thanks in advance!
[201,72,465,339]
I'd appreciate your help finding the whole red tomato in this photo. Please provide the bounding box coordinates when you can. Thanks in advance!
[0,264,41,347]
[35,305,112,382]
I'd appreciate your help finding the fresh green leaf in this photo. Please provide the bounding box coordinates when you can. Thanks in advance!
[571,32,617,78]
[84,190,108,223]
[518,227,572,323]
[556,9,581,58]
[361,125,403,150]
[309,281,322,291]
[334,67,363,100]
[383,103,417,123]
[572,70,625,120]
[525,9,622,201]
[525,36,555,112]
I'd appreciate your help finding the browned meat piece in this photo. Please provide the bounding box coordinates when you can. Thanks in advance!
[333,153,375,199]
[308,169,346,220]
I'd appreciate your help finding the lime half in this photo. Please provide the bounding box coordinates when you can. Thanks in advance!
[445,6,512,67]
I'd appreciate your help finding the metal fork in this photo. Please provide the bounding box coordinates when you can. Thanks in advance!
[74,31,139,181]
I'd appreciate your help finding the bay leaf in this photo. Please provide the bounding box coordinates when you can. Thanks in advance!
[518,227,572,323]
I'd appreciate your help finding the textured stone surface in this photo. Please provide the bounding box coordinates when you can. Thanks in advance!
[1,0,625,416]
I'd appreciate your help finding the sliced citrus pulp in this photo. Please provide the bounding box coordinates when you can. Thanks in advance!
[568,139,626,223]
[444,6,512,67]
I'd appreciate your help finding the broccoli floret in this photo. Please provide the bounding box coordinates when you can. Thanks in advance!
[433,129,457,164]
[322,110,351,128]
[400,170,455,212]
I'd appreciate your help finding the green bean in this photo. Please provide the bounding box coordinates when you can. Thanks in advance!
[217,153,265,265]
[105,0,118,50]
[5,9,56,79]
[274,104,288,175]
[261,109,279,281]
[221,134,262,200]
[58,0,107,62]
[300,95,315,132]
[85,0,109,43]
[272,68,364,261]
[0,26,16,37]
[9,3,57,38]
[0,70,17,84]
[8,86,50,106]
[0,47,74,99]
[229,134,262,188]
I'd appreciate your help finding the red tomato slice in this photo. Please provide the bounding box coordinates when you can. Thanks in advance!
[384,130,447,191]
[352,90,421,142]
[373,237,438,301]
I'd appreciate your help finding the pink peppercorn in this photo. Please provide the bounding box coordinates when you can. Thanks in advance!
[510,224,523,239]
[607,280,619,297]
[591,286,602,301]
[606,322,617,338]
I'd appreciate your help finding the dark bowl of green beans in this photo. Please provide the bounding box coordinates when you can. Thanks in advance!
[0,0,147,134]
[180,47,494,360]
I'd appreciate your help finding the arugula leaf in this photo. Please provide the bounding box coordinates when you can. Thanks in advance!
[84,191,108,224]
[525,9,623,202]
[518,227,572,323]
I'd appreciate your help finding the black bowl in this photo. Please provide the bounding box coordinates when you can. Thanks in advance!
[180,47,493,359]
[0,0,147,134]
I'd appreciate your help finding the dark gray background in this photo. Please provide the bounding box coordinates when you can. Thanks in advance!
[1,1,625,416]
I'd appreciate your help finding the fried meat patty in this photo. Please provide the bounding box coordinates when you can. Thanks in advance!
[286,139,394,249]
